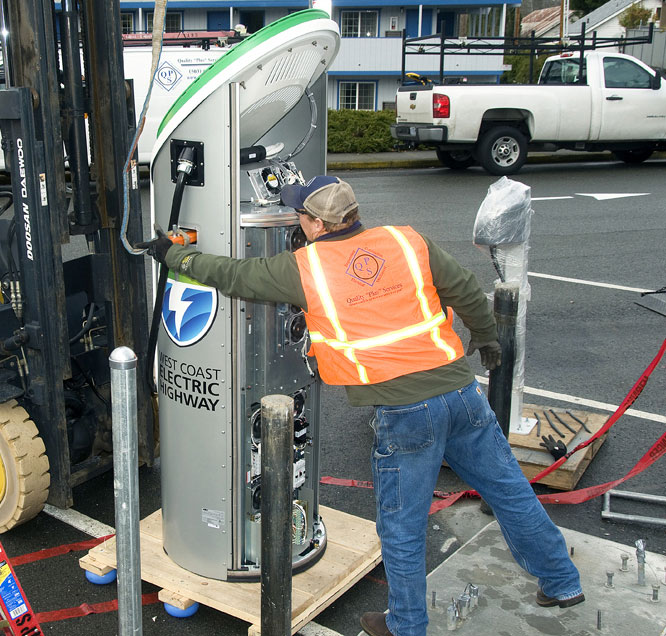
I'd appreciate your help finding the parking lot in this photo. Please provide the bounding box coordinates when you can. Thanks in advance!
[1,157,665,635]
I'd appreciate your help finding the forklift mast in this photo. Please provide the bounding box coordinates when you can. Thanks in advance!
[0,0,153,525]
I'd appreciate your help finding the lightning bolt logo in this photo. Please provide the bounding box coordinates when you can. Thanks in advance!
[168,281,194,339]
[161,276,218,347]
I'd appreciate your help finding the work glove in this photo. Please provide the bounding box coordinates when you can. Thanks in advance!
[540,434,567,460]
[137,225,173,266]
[466,339,502,371]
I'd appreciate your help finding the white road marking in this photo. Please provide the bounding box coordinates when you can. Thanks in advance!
[475,376,666,424]
[575,192,650,200]
[440,536,458,554]
[532,196,574,201]
[43,504,115,538]
[527,271,651,293]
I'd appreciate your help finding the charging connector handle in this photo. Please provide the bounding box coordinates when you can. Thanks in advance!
[176,145,196,175]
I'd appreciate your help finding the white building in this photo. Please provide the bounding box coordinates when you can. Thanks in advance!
[567,0,661,44]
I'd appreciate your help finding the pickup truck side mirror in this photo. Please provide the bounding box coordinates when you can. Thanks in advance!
[652,72,662,90]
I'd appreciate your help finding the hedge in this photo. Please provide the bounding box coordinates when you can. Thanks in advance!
[327,108,396,153]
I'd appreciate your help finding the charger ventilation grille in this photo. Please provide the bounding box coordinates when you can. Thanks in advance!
[265,49,322,86]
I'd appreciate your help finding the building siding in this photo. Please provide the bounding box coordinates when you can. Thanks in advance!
[116,1,512,110]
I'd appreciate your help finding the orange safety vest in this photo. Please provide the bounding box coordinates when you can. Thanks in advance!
[293,226,465,385]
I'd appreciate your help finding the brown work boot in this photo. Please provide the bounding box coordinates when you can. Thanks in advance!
[360,611,394,636]
[536,588,585,608]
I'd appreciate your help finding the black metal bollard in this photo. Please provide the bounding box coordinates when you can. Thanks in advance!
[488,282,519,439]
[261,394,294,636]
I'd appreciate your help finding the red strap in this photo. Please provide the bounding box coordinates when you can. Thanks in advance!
[538,428,666,504]
[528,338,666,485]
[320,476,373,489]
[35,592,159,624]
[12,536,114,566]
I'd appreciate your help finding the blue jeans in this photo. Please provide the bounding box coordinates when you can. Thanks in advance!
[370,380,582,636]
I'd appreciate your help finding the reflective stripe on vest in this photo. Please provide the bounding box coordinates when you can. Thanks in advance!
[384,225,458,360]
[306,240,370,383]
[301,226,462,385]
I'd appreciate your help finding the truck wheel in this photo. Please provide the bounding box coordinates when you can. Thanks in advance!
[613,149,653,164]
[436,148,476,170]
[477,126,527,175]
[0,400,50,533]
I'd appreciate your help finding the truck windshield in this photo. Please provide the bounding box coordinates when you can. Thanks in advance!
[539,59,587,85]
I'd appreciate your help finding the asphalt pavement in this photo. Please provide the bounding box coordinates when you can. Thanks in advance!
[325,148,656,171]
[2,152,665,636]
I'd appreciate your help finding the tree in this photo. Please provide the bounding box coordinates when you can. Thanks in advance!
[618,3,653,28]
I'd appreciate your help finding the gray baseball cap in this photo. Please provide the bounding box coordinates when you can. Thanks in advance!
[281,175,357,223]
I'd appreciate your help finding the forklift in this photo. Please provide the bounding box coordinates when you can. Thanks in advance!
[0,0,154,531]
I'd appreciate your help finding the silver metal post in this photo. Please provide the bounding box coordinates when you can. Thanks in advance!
[636,539,646,586]
[110,347,142,636]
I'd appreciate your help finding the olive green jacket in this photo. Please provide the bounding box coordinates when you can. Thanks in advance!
[165,224,497,406]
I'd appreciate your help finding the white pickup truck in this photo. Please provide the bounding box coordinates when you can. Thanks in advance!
[390,50,666,175]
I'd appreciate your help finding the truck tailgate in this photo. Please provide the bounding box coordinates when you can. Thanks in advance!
[395,85,434,123]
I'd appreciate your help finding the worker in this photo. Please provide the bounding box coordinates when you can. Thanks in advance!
[147,175,584,636]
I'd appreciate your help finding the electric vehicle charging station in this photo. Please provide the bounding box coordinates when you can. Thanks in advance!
[149,10,340,581]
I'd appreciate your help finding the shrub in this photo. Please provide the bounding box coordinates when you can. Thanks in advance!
[327,109,395,153]
[501,54,549,84]
[618,3,653,29]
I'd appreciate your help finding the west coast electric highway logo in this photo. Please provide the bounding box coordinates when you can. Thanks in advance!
[161,278,217,347]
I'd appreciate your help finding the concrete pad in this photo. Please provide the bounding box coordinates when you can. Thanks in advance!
[426,522,666,635]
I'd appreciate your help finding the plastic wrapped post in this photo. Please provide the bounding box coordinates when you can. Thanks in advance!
[473,177,533,432]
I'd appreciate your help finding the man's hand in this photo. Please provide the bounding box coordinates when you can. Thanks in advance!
[539,434,567,460]
[137,225,173,266]
[466,339,502,371]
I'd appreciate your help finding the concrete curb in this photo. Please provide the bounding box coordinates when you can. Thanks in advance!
[327,151,666,171]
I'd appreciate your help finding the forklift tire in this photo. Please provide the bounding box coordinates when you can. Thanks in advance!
[0,400,50,533]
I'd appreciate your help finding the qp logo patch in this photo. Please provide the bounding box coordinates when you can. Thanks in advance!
[162,277,217,347]
[346,248,385,287]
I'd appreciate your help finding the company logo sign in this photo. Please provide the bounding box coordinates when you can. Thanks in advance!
[155,61,183,91]
[346,248,385,287]
[162,278,217,347]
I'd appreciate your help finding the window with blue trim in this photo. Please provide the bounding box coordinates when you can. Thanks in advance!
[341,10,378,37]
[146,11,182,33]
[339,81,375,110]
[120,12,135,34]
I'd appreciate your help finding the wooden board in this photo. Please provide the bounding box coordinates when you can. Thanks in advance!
[509,407,585,449]
[80,505,381,635]
[509,404,608,490]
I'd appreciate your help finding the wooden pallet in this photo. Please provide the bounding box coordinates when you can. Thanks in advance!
[509,404,608,490]
[79,505,381,635]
